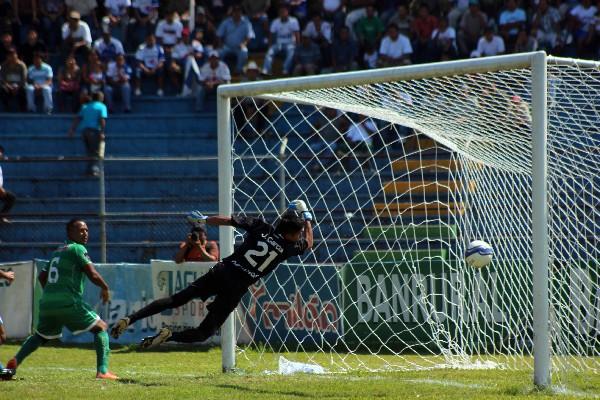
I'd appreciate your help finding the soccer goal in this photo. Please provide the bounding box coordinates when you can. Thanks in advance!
[216,52,600,388]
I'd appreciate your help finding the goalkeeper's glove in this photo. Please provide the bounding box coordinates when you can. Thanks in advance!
[288,199,308,212]
[186,210,208,224]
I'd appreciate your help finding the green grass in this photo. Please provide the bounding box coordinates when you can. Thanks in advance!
[1,343,599,399]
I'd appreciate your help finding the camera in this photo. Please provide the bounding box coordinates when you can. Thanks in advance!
[190,230,200,242]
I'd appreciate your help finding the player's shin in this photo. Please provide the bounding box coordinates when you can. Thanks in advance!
[94,330,110,374]
[14,334,47,365]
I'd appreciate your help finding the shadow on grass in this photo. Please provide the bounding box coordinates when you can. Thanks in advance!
[116,378,167,387]
[214,383,313,398]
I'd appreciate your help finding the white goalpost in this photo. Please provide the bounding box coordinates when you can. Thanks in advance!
[216,51,600,388]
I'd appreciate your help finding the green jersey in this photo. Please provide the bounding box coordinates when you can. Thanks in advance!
[40,240,92,309]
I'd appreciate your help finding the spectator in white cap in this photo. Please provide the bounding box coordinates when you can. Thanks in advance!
[196,50,231,111]
[61,10,93,61]
[234,60,267,136]
[216,5,255,74]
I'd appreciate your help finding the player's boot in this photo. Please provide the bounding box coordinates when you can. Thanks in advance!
[110,317,130,339]
[140,327,172,349]
[6,358,17,370]
[96,371,119,380]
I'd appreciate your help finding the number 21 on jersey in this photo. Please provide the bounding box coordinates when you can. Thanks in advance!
[244,241,278,272]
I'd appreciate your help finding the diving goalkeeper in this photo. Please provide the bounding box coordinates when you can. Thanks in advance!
[111,200,314,348]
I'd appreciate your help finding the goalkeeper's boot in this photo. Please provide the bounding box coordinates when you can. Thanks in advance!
[1,358,17,380]
[110,317,130,339]
[140,327,172,350]
[96,371,119,380]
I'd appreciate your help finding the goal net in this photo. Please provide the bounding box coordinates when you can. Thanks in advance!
[218,53,600,381]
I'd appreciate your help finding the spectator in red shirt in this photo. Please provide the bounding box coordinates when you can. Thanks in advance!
[174,226,220,263]
[411,4,438,62]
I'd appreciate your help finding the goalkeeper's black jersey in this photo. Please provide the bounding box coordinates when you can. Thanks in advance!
[223,215,308,282]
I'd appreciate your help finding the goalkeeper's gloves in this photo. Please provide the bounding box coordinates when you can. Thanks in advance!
[288,199,308,212]
[186,210,208,224]
[288,200,312,221]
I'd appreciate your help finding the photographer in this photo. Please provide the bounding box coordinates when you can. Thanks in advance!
[174,226,219,264]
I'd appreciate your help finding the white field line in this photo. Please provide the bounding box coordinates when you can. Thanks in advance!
[21,366,600,398]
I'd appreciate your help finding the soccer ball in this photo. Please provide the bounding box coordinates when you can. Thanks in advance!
[465,240,493,268]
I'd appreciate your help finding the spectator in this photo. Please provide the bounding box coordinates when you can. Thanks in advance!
[82,50,104,94]
[0,145,16,224]
[134,33,165,96]
[64,0,98,37]
[129,0,159,51]
[242,0,271,20]
[12,0,40,45]
[355,4,385,50]
[216,5,255,75]
[262,5,300,76]
[331,26,358,72]
[569,0,597,54]
[61,10,92,62]
[362,43,378,68]
[379,23,412,66]
[514,29,538,53]
[93,18,125,63]
[411,4,438,62]
[57,55,81,113]
[155,10,183,48]
[447,0,470,29]
[25,52,52,113]
[104,0,130,43]
[234,60,267,136]
[174,225,219,263]
[322,0,346,32]
[336,113,373,173]
[292,33,321,75]
[388,4,412,36]
[531,0,561,51]
[196,50,230,112]
[457,0,488,56]
[303,13,332,67]
[105,53,132,113]
[68,91,107,176]
[431,18,458,60]
[19,28,47,66]
[498,0,527,50]
[0,48,27,111]
[39,0,65,51]
[170,29,203,96]
[0,32,14,63]
[192,6,217,50]
[472,26,505,56]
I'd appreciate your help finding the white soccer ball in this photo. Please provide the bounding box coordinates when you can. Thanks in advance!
[465,240,493,268]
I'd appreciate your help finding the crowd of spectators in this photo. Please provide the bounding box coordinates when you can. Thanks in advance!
[0,0,599,114]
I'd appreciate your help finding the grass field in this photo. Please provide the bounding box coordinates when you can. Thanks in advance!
[1,343,599,399]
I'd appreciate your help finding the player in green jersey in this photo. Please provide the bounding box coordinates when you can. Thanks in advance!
[6,218,118,380]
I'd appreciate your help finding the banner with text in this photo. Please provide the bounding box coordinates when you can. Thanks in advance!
[240,263,342,348]
[0,261,34,339]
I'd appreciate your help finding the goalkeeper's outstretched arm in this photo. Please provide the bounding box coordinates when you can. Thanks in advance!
[304,220,313,250]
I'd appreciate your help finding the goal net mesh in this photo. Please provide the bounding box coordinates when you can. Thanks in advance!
[227,61,599,375]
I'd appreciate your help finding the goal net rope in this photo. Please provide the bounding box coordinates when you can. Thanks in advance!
[224,55,600,375]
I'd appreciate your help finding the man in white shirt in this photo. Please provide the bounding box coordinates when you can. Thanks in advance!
[431,18,457,59]
[262,5,300,76]
[472,27,505,57]
[170,31,204,97]
[134,33,165,96]
[379,23,412,66]
[155,10,183,48]
[498,0,526,49]
[105,53,132,112]
[570,0,597,52]
[196,50,231,111]
[93,19,125,63]
[61,11,92,60]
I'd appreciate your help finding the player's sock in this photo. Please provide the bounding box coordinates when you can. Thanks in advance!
[14,334,47,365]
[94,330,110,374]
[127,297,177,324]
